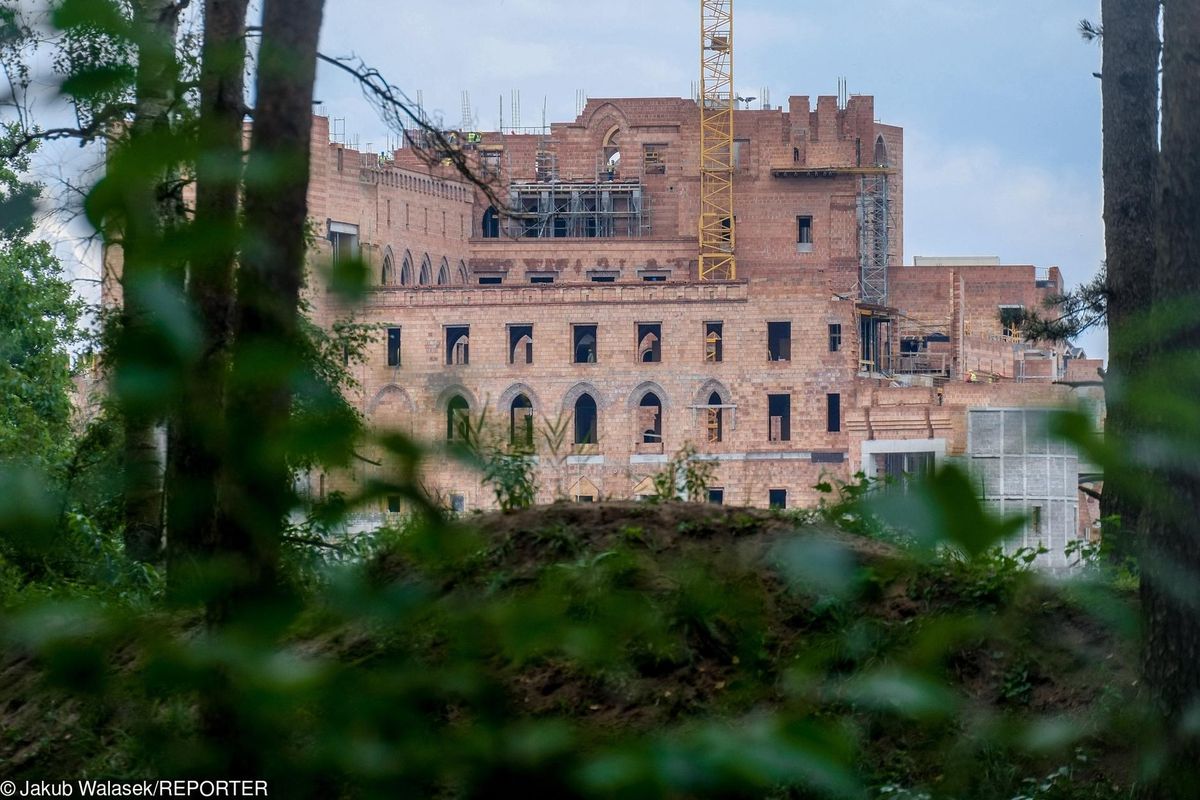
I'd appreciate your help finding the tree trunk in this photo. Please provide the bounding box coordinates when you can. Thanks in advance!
[212,0,325,617]
[1141,3,1200,797]
[1099,0,1160,562]
[164,0,250,590]
[117,0,184,562]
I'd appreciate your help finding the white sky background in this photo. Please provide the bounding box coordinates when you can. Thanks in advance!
[20,0,1108,359]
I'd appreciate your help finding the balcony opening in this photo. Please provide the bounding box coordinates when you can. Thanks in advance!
[768,394,791,442]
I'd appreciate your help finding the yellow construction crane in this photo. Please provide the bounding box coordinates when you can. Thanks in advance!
[698,0,736,281]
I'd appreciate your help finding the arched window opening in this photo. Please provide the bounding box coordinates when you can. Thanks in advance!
[419,255,432,285]
[638,393,662,444]
[512,334,533,365]
[574,394,598,445]
[873,135,889,168]
[447,327,470,366]
[400,252,413,286]
[706,391,724,443]
[447,395,469,442]
[602,126,621,175]
[381,252,395,285]
[482,206,500,238]
[457,260,469,284]
[638,323,661,363]
[510,394,534,450]
[437,258,450,285]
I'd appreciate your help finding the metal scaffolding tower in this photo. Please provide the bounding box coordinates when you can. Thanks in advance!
[858,173,890,304]
[698,0,736,281]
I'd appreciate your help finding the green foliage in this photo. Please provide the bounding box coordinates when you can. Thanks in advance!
[650,443,715,501]
[0,2,1180,796]
[1012,268,1108,345]
[0,136,84,473]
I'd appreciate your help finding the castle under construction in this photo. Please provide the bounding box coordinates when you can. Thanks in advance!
[299,86,1102,568]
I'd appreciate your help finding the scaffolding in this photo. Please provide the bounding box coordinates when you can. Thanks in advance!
[858,172,890,304]
[504,180,649,239]
[698,0,736,281]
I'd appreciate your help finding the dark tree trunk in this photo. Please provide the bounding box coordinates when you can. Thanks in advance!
[165,0,250,590]
[212,0,325,618]
[1099,0,1160,562]
[118,0,184,562]
[1140,3,1200,797]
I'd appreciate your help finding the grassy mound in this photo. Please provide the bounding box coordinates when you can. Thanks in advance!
[1,501,1140,798]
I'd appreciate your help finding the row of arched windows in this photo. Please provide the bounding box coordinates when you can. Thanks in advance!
[379,248,469,287]
[442,389,726,448]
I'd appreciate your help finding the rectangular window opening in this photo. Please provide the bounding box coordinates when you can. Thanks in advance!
[386,327,401,367]
[508,324,534,365]
[643,143,667,174]
[733,138,750,169]
[329,222,359,265]
[828,323,842,353]
[797,215,813,252]
[573,324,598,364]
[768,394,791,442]
[708,488,724,505]
[642,274,667,283]
[529,275,555,284]
[768,321,791,362]
[637,323,662,363]
[999,305,1025,338]
[450,494,466,514]
[705,322,723,363]
[446,325,470,366]
[826,393,842,433]
[386,494,401,513]
[769,489,787,510]
[479,276,503,285]
[591,275,616,283]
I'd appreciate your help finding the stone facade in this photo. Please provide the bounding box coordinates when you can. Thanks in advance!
[99,91,1102,550]
[295,93,1100,549]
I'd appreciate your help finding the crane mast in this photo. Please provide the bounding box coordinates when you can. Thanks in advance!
[698,0,736,281]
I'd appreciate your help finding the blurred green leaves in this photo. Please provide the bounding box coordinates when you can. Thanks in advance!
[868,465,1026,558]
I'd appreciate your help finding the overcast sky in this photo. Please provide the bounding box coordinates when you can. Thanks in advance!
[311,0,1107,357]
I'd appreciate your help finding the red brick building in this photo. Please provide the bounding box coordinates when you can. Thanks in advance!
[298,95,1102,562]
